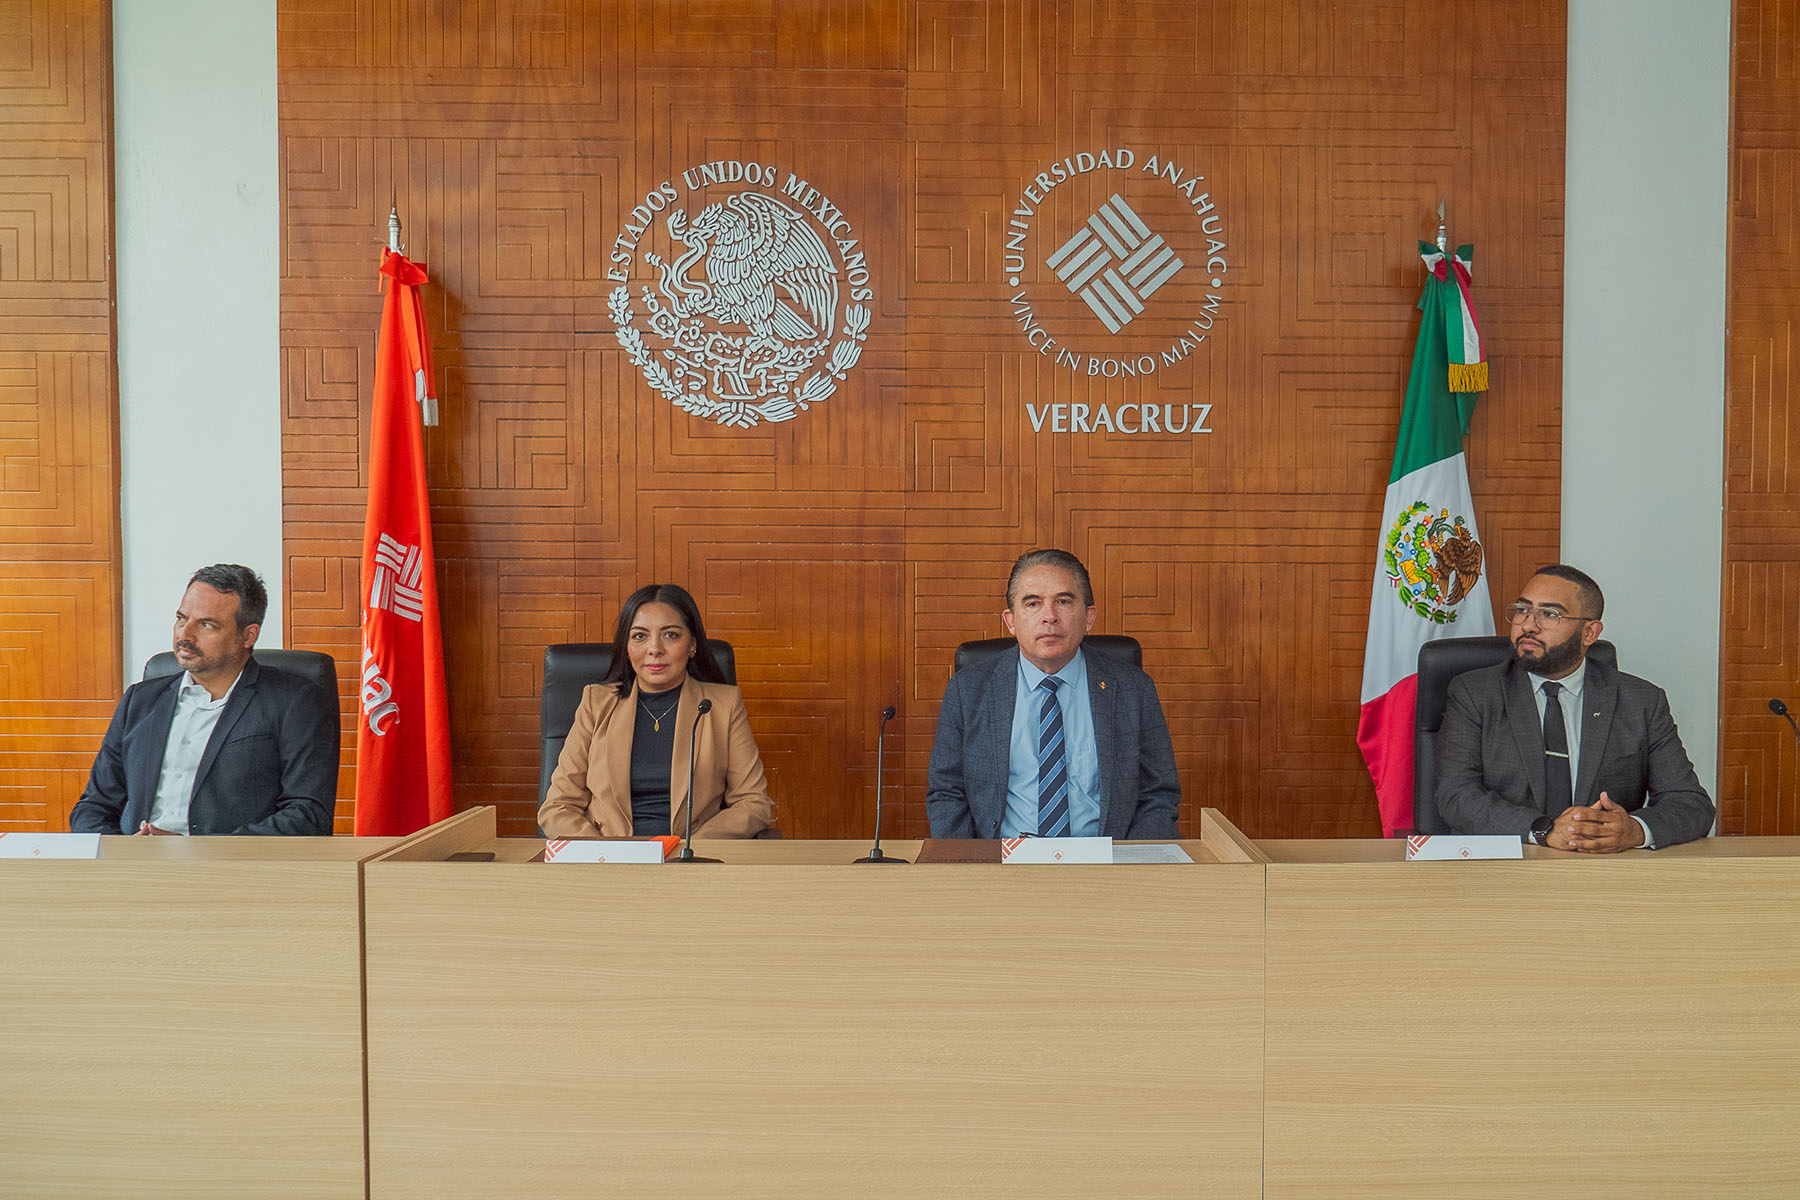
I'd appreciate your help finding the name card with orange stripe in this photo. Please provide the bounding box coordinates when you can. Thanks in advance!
[0,833,102,859]
[1001,836,1114,864]
[542,837,680,864]
[1405,835,1523,861]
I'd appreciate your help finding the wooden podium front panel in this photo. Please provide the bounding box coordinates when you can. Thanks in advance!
[365,857,1264,1198]
[1263,854,1800,1198]
[0,841,377,1199]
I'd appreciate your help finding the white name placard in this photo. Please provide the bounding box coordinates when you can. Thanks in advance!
[1001,836,1114,864]
[541,838,669,864]
[0,833,102,859]
[1405,835,1524,861]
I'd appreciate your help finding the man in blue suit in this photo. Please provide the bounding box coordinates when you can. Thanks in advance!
[926,549,1182,839]
[69,564,338,836]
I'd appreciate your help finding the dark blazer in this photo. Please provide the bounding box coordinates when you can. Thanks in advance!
[1434,655,1714,847]
[69,656,339,836]
[926,644,1181,839]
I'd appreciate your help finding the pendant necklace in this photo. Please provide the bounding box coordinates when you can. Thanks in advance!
[639,691,680,732]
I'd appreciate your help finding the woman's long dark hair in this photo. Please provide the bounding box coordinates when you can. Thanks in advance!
[601,583,727,695]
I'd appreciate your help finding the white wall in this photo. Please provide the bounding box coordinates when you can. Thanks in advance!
[113,0,282,680]
[110,2,1734,796]
[1563,0,1731,799]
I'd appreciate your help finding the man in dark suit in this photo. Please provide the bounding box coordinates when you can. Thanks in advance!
[1436,563,1714,851]
[69,564,338,836]
[926,549,1181,839]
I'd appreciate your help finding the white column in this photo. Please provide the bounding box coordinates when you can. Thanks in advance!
[113,0,283,681]
[1562,0,1730,799]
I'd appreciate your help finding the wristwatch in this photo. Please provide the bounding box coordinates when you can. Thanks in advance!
[1526,815,1555,846]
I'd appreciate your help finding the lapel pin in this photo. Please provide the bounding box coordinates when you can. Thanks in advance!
[1099,681,1106,690]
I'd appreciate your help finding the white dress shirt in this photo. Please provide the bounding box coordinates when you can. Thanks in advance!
[1530,661,1654,848]
[147,670,243,834]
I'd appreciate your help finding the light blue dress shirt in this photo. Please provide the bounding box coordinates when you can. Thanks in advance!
[1004,649,1101,836]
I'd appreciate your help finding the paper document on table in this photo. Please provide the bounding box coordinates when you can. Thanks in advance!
[1113,843,1194,864]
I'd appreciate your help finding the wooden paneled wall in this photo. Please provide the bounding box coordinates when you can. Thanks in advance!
[278,0,1569,839]
[0,0,120,830]
[1721,0,1800,835]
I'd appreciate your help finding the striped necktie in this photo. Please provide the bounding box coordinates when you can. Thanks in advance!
[1037,676,1070,837]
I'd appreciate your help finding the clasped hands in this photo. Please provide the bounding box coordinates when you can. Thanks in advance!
[1541,793,1644,853]
[133,821,179,836]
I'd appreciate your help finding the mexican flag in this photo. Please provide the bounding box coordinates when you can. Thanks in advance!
[1357,242,1495,836]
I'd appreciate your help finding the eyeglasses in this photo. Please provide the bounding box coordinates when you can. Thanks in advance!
[1504,602,1595,628]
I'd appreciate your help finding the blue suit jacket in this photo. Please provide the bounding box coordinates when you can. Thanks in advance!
[69,656,340,836]
[926,644,1181,839]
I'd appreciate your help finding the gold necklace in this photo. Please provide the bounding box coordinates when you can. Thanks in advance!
[638,691,680,732]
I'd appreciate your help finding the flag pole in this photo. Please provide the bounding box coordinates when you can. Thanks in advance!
[1435,198,1447,252]
[383,200,437,426]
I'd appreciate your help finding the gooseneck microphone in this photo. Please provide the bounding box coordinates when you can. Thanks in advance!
[1770,698,1800,747]
[855,705,908,864]
[671,697,720,864]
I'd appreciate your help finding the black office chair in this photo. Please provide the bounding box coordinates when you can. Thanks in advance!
[1412,635,1617,834]
[953,634,1143,674]
[537,641,779,836]
[142,647,340,737]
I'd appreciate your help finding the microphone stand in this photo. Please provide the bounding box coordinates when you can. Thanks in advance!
[671,697,719,863]
[855,705,907,863]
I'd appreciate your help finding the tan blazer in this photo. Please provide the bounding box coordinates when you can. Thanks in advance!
[538,677,773,839]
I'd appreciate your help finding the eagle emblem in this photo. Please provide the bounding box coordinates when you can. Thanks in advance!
[1384,502,1484,624]
[611,188,870,428]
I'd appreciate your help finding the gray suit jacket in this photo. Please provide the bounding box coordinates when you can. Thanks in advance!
[69,656,339,836]
[1434,656,1714,847]
[926,644,1181,839]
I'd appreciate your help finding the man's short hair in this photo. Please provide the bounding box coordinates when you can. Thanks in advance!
[188,564,269,629]
[1533,563,1604,620]
[1005,549,1094,610]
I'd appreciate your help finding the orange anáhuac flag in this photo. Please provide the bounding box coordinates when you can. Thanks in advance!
[354,249,453,834]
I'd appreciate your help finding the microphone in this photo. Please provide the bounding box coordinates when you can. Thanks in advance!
[671,697,719,864]
[854,705,908,864]
[1770,698,1800,746]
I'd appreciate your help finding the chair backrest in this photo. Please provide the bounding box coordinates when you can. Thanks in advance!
[952,634,1143,674]
[1412,635,1617,834]
[142,648,340,732]
[539,640,736,805]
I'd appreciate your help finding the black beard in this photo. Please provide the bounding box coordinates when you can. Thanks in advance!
[1515,631,1585,678]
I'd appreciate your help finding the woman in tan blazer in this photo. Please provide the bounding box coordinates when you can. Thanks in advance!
[538,584,773,839]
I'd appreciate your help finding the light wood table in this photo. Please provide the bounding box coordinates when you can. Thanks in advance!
[1258,836,1800,1198]
[0,835,397,1200]
[363,808,1266,1198]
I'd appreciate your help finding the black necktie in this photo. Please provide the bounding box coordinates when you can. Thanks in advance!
[1543,681,1573,815]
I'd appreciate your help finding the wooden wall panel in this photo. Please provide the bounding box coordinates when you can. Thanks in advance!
[0,0,120,831]
[279,0,1566,839]
[1721,0,1800,835]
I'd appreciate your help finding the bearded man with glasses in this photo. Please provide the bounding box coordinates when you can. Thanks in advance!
[1435,564,1714,851]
